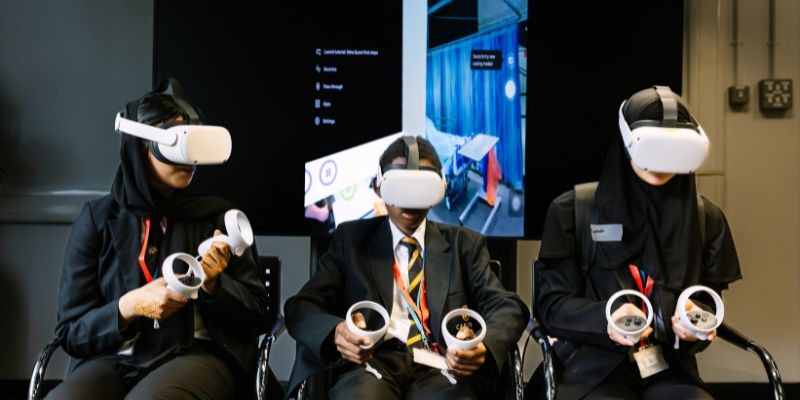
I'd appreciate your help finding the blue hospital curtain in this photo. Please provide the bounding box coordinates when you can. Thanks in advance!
[426,24,524,190]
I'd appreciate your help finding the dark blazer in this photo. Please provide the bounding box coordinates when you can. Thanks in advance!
[284,216,528,396]
[535,190,741,399]
[56,195,270,375]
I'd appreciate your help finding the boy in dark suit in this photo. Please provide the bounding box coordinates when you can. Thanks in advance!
[285,136,528,399]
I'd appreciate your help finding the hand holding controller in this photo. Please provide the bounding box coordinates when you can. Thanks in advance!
[197,209,254,257]
[157,210,253,328]
[343,301,390,379]
[154,252,205,329]
[673,285,724,348]
[441,308,487,350]
[606,289,654,345]
[162,253,206,300]
[440,308,488,383]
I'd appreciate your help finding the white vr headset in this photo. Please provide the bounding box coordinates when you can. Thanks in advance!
[115,112,232,165]
[618,86,709,174]
[377,136,446,209]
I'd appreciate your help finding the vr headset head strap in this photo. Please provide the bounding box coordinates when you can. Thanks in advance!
[653,85,678,128]
[158,78,201,124]
[402,135,419,170]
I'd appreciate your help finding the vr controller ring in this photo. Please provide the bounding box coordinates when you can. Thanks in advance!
[676,285,724,340]
[605,289,654,341]
[346,301,390,350]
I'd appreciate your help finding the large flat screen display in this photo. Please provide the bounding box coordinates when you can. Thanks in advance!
[155,0,528,237]
[303,0,528,238]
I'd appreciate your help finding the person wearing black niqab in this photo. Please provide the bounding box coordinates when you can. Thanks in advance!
[47,81,270,399]
[534,86,742,399]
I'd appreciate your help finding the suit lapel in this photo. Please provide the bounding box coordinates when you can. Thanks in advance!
[423,221,452,343]
[367,218,395,311]
[109,210,145,292]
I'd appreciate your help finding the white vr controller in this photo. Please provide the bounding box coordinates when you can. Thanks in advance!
[346,301,390,380]
[346,301,391,349]
[163,209,254,300]
[162,253,206,299]
[441,308,487,350]
[606,289,654,342]
[676,285,724,341]
[197,209,255,257]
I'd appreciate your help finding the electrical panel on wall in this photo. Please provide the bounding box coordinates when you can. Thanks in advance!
[758,79,792,112]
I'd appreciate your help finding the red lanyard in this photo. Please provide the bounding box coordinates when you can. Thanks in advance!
[392,260,432,336]
[628,263,654,348]
[628,263,653,308]
[137,216,165,283]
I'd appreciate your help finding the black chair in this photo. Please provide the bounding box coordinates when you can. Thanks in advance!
[523,259,785,400]
[294,259,524,400]
[29,255,285,400]
[256,255,287,400]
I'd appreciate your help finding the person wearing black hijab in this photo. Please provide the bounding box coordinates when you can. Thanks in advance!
[47,82,271,400]
[534,86,742,399]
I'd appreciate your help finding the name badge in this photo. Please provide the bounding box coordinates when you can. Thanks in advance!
[412,348,447,370]
[633,344,670,378]
[590,224,622,242]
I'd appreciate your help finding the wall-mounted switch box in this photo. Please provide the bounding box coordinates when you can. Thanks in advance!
[728,85,749,107]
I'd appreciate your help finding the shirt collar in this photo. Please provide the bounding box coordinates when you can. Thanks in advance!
[388,218,426,254]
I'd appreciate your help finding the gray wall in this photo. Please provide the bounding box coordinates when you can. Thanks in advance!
[1,0,798,387]
[685,0,800,382]
[0,0,154,379]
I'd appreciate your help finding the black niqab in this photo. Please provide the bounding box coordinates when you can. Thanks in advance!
[593,134,701,291]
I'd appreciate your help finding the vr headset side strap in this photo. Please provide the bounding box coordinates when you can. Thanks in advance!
[574,181,598,275]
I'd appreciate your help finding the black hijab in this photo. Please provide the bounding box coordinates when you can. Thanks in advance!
[110,90,232,221]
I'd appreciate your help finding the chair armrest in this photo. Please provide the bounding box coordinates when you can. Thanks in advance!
[28,335,62,400]
[256,315,286,400]
[717,322,784,400]
[527,317,557,400]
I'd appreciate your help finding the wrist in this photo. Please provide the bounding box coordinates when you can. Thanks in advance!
[118,292,138,327]
[202,277,219,296]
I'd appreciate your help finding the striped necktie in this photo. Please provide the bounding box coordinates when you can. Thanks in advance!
[400,236,426,348]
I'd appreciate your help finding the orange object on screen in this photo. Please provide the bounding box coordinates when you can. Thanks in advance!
[485,147,502,206]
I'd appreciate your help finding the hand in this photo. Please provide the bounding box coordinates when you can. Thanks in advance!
[445,326,487,376]
[334,313,374,364]
[672,299,716,342]
[607,303,653,346]
[199,229,231,295]
[304,202,330,222]
[118,277,189,327]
